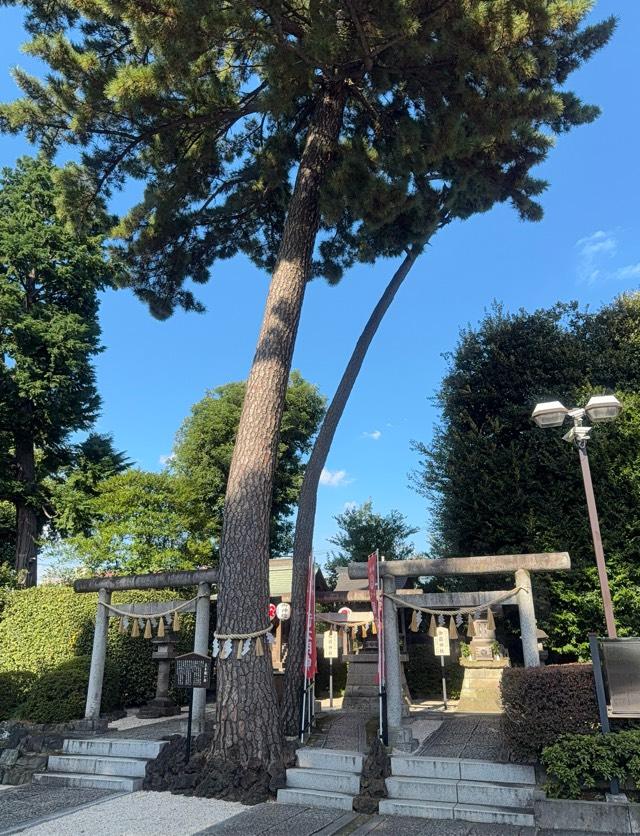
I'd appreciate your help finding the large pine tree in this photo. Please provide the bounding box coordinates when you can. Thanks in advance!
[1,1,614,769]
[0,157,112,585]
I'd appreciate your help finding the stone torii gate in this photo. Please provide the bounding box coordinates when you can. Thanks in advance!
[74,568,217,731]
[348,551,571,749]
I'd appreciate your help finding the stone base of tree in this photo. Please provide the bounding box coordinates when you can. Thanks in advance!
[352,738,390,814]
[143,734,294,805]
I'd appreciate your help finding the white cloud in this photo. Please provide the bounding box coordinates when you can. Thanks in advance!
[320,467,350,487]
[612,262,640,281]
[343,501,358,511]
[575,231,640,285]
[362,429,382,440]
[159,453,175,466]
[576,230,617,283]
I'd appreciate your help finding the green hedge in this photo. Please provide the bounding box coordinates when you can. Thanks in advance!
[0,670,38,720]
[501,664,598,760]
[542,731,640,799]
[15,656,121,724]
[0,585,197,712]
[405,644,464,700]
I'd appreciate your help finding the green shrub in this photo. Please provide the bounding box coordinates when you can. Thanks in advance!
[501,664,598,760]
[0,585,197,708]
[15,656,120,723]
[542,730,640,799]
[405,644,464,700]
[0,670,38,720]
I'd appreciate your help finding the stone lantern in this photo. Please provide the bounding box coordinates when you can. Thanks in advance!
[137,629,181,718]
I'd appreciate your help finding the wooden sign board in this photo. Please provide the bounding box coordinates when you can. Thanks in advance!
[175,652,212,689]
[323,630,339,659]
[433,626,451,657]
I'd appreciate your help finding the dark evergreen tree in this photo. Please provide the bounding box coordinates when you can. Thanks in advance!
[412,293,640,658]
[0,157,113,585]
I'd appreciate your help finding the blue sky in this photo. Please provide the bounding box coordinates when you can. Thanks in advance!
[1,3,639,572]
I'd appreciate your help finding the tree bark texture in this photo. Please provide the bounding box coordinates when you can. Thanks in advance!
[281,246,422,734]
[213,83,346,765]
[14,433,38,587]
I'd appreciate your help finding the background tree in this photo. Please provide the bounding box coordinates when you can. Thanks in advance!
[66,469,214,575]
[0,157,112,585]
[324,499,418,586]
[412,293,640,658]
[46,433,131,538]
[2,0,613,767]
[173,372,325,556]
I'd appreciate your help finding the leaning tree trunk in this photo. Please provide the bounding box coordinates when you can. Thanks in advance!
[281,244,424,734]
[14,433,38,587]
[211,83,346,769]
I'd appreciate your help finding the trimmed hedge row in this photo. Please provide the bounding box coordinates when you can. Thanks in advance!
[0,585,197,721]
[501,663,598,760]
[14,656,121,724]
[542,730,640,799]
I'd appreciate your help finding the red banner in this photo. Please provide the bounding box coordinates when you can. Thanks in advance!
[303,552,317,680]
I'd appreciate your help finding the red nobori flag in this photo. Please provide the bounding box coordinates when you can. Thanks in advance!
[303,552,317,680]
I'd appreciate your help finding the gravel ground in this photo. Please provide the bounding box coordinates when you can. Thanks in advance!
[18,791,246,836]
[0,785,116,835]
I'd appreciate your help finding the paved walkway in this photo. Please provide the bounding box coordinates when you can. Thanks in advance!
[308,711,369,752]
[415,714,520,762]
[197,802,603,835]
[0,784,116,835]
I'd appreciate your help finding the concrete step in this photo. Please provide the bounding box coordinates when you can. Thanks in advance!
[391,755,535,785]
[379,799,456,820]
[457,779,536,809]
[286,767,360,795]
[378,798,535,827]
[296,748,364,774]
[48,754,148,778]
[386,776,535,808]
[33,771,143,791]
[386,776,458,804]
[62,737,166,760]
[454,803,535,827]
[277,787,354,811]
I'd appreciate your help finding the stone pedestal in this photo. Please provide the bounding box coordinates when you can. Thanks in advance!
[456,658,509,713]
[137,633,181,719]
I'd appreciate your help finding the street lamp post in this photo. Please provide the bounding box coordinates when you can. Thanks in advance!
[531,395,622,639]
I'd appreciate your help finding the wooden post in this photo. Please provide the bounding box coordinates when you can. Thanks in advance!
[85,588,111,719]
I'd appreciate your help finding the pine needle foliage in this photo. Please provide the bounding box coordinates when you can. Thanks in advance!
[1,2,614,315]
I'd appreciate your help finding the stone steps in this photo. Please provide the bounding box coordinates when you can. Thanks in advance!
[383,754,536,827]
[277,787,355,811]
[62,738,166,760]
[391,754,536,785]
[48,754,149,778]
[33,737,167,792]
[33,771,143,792]
[277,748,363,811]
[386,775,536,807]
[286,767,361,795]
[296,747,364,773]
[378,797,535,827]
